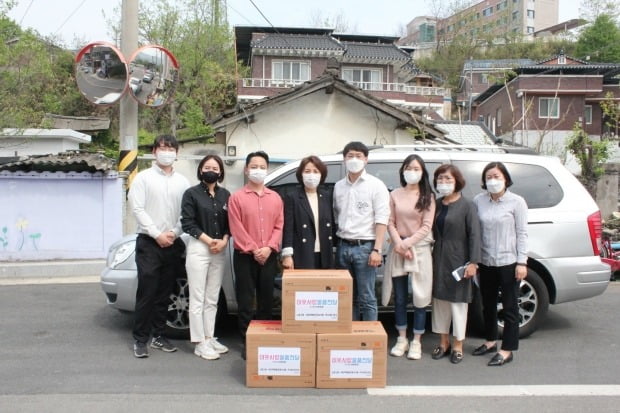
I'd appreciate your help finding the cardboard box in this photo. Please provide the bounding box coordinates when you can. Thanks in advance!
[281,269,353,334]
[316,321,387,389]
[246,320,316,388]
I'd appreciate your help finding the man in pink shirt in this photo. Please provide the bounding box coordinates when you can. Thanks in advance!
[228,151,283,359]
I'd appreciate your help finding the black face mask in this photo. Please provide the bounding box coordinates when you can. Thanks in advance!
[201,171,220,184]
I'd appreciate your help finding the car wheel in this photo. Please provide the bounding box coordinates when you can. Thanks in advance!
[165,277,190,338]
[468,268,549,339]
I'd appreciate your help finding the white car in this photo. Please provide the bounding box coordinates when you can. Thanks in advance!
[129,77,142,95]
[94,92,122,105]
[101,146,611,337]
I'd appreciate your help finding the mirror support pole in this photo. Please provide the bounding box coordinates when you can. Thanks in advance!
[120,0,139,235]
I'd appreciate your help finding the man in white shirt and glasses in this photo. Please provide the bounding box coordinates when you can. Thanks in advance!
[333,141,390,321]
[128,135,190,358]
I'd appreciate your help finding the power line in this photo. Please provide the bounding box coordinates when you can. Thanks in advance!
[19,0,35,26]
[228,1,256,25]
[248,0,276,28]
[54,0,88,36]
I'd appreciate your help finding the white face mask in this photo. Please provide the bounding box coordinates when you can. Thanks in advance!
[486,179,505,194]
[345,158,365,174]
[156,151,176,166]
[248,168,267,184]
[302,173,321,189]
[403,170,422,185]
[436,183,455,196]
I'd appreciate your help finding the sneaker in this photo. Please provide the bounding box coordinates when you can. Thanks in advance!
[150,336,177,352]
[407,340,422,360]
[390,337,409,357]
[133,341,149,358]
[195,341,220,360]
[209,337,229,354]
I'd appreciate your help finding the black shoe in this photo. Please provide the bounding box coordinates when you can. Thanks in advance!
[488,352,513,366]
[150,336,177,352]
[431,346,451,360]
[133,341,149,358]
[450,350,464,364]
[472,343,497,356]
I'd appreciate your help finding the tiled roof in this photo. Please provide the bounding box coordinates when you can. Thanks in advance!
[463,59,536,70]
[251,34,343,50]
[0,151,117,173]
[434,122,496,146]
[343,42,410,60]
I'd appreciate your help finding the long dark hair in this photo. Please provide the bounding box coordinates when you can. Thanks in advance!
[398,154,433,212]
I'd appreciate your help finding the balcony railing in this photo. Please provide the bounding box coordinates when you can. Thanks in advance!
[240,78,450,96]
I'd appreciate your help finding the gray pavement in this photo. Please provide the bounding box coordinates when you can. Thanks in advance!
[0,259,105,280]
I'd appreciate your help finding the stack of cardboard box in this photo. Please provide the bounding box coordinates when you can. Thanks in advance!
[246,269,387,388]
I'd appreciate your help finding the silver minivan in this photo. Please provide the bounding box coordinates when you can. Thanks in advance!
[100,146,610,338]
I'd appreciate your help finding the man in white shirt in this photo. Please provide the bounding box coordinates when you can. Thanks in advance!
[333,141,390,321]
[128,135,190,358]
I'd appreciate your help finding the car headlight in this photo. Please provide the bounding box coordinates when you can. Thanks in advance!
[107,240,136,269]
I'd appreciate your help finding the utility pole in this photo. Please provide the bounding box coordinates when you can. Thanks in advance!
[118,0,139,235]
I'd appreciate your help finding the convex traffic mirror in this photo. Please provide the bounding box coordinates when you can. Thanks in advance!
[127,45,179,107]
[75,42,127,106]
[75,43,179,107]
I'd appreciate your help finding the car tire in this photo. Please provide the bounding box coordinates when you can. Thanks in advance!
[468,268,549,339]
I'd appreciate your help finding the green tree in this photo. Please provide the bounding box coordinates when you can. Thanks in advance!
[136,0,238,141]
[574,14,620,62]
[566,122,611,197]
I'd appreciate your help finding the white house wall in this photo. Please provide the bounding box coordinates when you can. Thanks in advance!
[0,172,123,261]
[220,90,417,190]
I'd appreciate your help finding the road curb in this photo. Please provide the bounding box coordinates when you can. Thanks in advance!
[0,260,106,279]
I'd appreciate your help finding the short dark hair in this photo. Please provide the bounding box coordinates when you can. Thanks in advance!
[295,155,328,185]
[245,150,269,167]
[433,164,466,193]
[398,154,434,211]
[481,161,513,189]
[342,141,368,157]
[196,154,225,182]
[152,134,179,151]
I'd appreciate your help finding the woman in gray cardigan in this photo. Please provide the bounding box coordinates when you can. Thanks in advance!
[431,164,481,364]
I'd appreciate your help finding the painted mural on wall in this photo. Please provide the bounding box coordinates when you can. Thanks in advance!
[0,173,124,261]
[0,219,42,251]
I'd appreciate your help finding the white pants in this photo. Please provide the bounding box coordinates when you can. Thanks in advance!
[185,238,226,343]
[431,298,468,341]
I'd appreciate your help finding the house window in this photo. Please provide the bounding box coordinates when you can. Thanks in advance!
[527,9,535,18]
[512,11,519,20]
[482,7,493,16]
[272,61,310,85]
[539,97,560,119]
[342,68,382,91]
[527,26,535,34]
[584,105,592,124]
[496,107,502,128]
[558,55,566,64]
[480,73,489,84]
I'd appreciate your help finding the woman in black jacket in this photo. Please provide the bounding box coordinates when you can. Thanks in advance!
[281,155,334,269]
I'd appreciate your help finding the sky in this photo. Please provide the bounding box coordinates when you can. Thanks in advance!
[7,0,582,47]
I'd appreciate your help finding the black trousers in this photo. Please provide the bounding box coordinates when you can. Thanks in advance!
[233,250,278,338]
[479,263,520,351]
[132,235,185,343]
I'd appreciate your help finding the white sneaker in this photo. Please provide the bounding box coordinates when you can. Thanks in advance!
[390,337,409,357]
[209,337,229,354]
[407,340,422,360]
[194,341,220,360]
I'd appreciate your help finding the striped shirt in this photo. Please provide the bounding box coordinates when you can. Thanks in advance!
[473,189,528,267]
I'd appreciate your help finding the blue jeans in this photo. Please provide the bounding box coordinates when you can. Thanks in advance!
[336,241,378,321]
[393,274,426,335]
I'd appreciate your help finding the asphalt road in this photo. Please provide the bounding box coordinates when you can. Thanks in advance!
[1,280,620,412]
